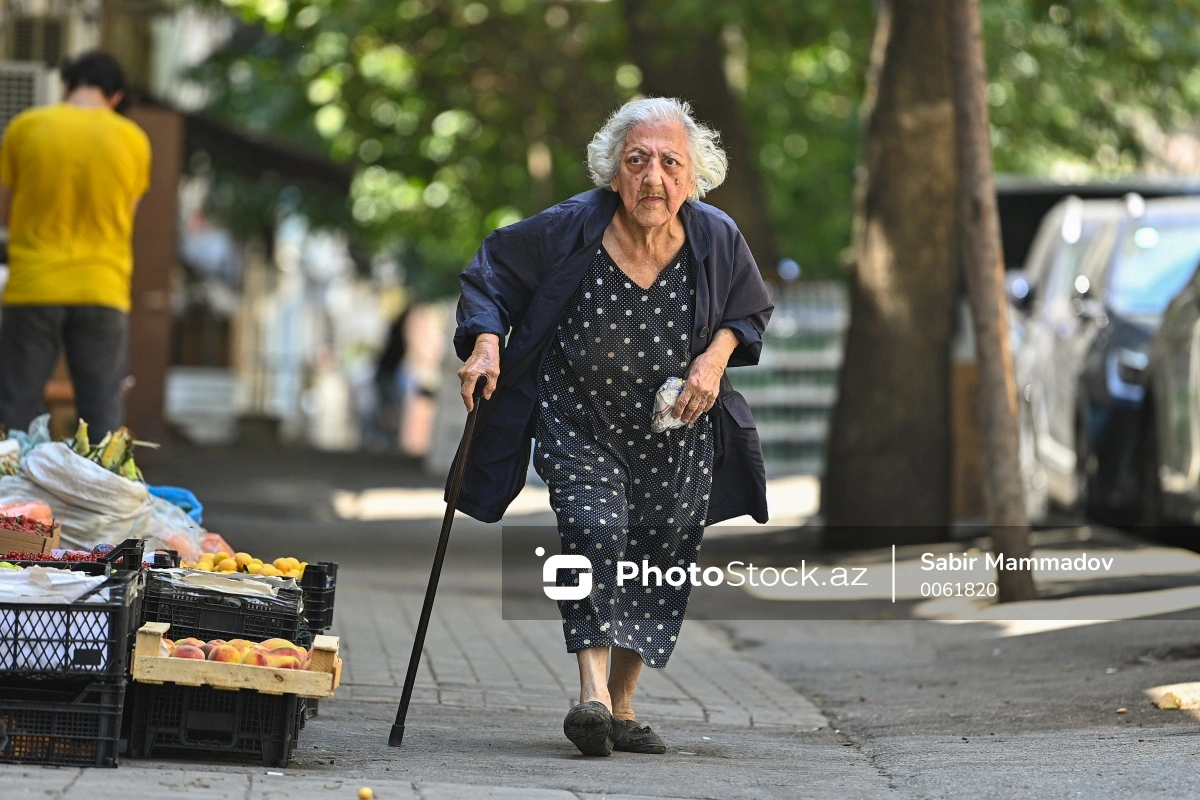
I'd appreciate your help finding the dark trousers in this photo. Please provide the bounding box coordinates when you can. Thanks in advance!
[0,305,129,437]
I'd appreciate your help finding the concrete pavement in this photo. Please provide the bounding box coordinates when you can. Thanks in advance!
[3,564,886,799]
[6,442,1200,798]
[4,443,887,800]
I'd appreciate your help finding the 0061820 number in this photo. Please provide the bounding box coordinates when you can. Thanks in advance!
[920,582,997,598]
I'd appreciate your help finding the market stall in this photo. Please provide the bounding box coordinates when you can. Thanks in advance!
[0,417,339,768]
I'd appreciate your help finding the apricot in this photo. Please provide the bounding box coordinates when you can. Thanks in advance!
[234,552,253,568]
[208,644,242,663]
[245,562,263,575]
[240,649,272,667]
[172,644,205,660]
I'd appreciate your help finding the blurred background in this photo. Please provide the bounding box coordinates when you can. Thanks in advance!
[2,0,1199,534]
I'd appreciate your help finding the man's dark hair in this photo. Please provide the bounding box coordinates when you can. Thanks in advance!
[60,50,127,100]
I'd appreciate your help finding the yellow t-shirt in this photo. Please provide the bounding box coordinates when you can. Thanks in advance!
[0,104,152,312]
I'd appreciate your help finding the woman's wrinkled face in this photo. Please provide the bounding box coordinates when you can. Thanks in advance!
[611,120,695,231]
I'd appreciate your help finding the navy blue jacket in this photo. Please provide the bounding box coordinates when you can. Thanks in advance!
[447,188,773,525]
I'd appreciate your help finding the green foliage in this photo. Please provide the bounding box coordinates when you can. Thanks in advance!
[983,0,1200,176]
[734,3,873,276]
[193,0,633,294]
[190,0,1200,289]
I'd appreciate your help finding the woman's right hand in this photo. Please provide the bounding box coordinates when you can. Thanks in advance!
[458,333,501,411]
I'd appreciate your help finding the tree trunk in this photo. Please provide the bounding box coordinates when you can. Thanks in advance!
[821,0,957,545]
[946,0,1036,602]
[621,3,779,272]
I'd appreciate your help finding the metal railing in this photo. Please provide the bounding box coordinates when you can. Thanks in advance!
[728,281,848,477]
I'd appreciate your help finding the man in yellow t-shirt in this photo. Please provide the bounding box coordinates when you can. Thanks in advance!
[0,51,151,437]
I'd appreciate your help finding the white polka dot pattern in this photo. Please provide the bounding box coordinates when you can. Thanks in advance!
[533,242,712,669]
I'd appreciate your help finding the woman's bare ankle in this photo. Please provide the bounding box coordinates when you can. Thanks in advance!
[580,689,612,710]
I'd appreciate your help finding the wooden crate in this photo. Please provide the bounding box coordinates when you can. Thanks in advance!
[0,522,62,557]
[131,622,342,699]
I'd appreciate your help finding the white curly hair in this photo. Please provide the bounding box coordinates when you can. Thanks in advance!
[586,97,727,202]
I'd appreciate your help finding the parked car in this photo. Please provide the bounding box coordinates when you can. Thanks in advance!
[1141,242,1200,527]
[1009,195,1200,524]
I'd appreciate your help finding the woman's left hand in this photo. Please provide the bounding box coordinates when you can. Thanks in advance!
[673,329,739,424]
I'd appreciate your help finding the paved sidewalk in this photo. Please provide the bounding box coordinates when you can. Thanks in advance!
[337,580,827,730]
[2,770,878,800]
[3,561,889,800]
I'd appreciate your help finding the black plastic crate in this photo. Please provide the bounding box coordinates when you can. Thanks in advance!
[299,562,337,632]
[299,697,319,725]
[126,683,301,767]
[9,538,146,575]
[0,678,124,767]
[141,570,304,644]
[100,539,146,572]
[0,570,140,679]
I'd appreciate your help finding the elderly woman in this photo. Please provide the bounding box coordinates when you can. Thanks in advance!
[451,97,771,756]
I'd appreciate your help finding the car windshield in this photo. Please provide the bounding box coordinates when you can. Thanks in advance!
[1109,223,1200,316]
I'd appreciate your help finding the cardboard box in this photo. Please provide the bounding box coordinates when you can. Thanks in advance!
[0,523,62,556]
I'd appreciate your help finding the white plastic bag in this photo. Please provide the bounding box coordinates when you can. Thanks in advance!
[144,493,208,560]
[6,413,53,458]
[0,442,208,559]
[17,442,153,550]
[23,442,149,517]
[651,377,689,433]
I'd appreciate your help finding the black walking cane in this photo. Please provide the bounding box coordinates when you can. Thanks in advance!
[389,376,487,747]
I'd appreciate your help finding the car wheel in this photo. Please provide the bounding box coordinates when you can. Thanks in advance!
[1019,401,1049,523]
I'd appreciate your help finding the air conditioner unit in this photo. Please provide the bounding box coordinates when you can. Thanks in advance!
[0,61,54,134]
[6,16,68,67]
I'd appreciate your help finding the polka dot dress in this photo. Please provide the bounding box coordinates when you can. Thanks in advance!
[534,242,713,668]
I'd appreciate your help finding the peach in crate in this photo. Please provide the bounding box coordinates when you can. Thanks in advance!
[133,622,341,699]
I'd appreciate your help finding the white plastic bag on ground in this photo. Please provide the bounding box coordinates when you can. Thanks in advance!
[0,442,208,560]
[18,442,153,550]
[23,442,149,517]
[145,493,208,560]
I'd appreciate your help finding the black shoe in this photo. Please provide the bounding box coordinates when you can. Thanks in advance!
[563,701,614,756]
[610,718,667,754]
